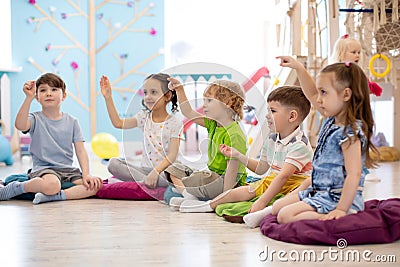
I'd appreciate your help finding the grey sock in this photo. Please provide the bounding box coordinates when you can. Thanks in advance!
[0,181,26,200]
[33,190,66,205]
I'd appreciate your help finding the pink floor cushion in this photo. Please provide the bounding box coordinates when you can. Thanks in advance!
[96,181,166,201]
[260,198,400,245]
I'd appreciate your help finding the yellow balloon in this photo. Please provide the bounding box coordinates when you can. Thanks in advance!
[91,133,119,159]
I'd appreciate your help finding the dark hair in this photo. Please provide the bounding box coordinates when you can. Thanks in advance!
[319,62,377,168]
[36,73,66,94]
[143,73,178,113]
[267,85,311,123]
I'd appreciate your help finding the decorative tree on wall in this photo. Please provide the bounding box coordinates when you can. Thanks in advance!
[24,0,162,137]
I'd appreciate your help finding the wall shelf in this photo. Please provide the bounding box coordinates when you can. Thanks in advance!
[0,66,23,73]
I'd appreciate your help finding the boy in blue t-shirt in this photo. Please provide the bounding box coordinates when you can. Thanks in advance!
[0,73,102,204]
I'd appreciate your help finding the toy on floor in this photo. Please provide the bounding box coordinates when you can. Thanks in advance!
[0,119,14,165]
[0,135,14,165]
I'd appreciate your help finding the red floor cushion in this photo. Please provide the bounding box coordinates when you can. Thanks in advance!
[96,181,166,201]
[260,198,400,245]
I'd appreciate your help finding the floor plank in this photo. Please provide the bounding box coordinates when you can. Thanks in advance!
[1,155,399,266]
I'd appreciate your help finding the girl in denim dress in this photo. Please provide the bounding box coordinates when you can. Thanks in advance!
[272,57,378,223]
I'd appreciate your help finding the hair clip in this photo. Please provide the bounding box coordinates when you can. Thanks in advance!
[345,61,351,67]
[342,34,349,39]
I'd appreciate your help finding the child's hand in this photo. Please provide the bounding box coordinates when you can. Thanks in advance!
[276,56,301,69]
[219,144,240,159]
[167,77,184,91]
[82,175,103,191]
[320,209,346,221]
[144,169,159,189]
[23,81,36,98]
[100,75,112,99]
[249,198,267,213]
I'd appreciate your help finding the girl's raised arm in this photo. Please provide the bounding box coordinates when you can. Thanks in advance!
[168,77,205,127]
[100,75,137,129]
[276,56,322,114]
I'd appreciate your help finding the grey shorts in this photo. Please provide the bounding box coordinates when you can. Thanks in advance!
[28,167,82,183]
[164,162,224,200]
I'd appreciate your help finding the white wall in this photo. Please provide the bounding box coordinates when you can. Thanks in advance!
[0,0,12,69]
[164,0,276,76]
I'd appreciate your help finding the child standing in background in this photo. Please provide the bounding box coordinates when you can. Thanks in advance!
[166,78,247,209]
[273,57,378,223]
[331,34,382,96]
[0,73,103,204]
[177,86,313,226]
[100,73,182,189]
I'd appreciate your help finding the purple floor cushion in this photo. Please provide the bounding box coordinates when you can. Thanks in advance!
[260,198,400,245]
[96,181,166,201]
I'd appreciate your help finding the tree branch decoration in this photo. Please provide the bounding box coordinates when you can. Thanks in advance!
[25,0,161,136]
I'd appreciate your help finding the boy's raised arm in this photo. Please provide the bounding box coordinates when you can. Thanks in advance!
[15,81,36,131]
[168,77,205,127]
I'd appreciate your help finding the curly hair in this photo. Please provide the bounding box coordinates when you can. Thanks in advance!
[204,80,245,120]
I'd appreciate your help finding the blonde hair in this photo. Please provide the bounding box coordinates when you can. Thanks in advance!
[204,80,245,120]
[331,35,361,63]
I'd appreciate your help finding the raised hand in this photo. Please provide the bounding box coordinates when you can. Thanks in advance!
[276,56,302,69]
[100,75,112,99]
[23,80,36,98]
[167,77,184,91]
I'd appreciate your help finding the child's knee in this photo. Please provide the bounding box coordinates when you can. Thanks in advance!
[271,202,279,215]
[107,158,119,173]
[276,207,291,224]
[41,179,61,195]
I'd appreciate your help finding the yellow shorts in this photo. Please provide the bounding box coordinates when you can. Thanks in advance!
[249,172,309,197]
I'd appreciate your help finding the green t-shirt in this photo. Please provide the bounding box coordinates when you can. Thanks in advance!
[204,118,247,186]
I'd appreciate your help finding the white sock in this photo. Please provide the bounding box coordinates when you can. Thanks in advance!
[179,200,213,213]
[169,197,185,211]
[182,189,197,200]
[171,187,180,194]
[243,206,273,228]
[169,190,198,211]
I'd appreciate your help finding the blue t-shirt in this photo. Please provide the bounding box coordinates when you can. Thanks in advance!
[25,112,84,172]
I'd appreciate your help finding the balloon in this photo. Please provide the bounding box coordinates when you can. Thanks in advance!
[91,133,119,159]
[0,135,14,165]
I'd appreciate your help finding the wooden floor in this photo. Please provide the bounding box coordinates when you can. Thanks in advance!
[0,155,399,267]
